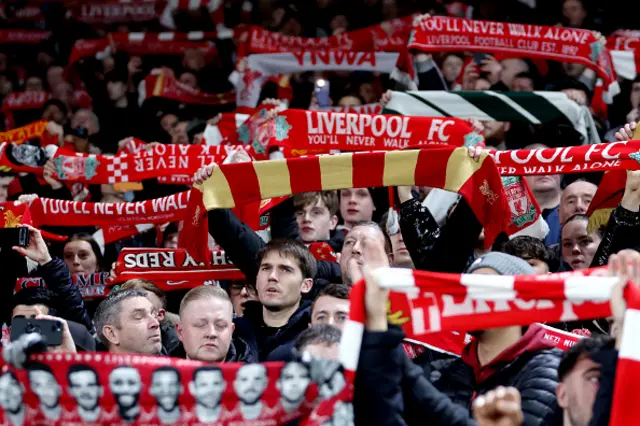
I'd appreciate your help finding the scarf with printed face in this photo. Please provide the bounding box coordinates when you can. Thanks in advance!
[408,16,619,102]
[259,109,484,157]
[0,354,352,426]
[338,266,617,379]
[141,73,236,106]
[194,148,510,248]
[15,273,111,300]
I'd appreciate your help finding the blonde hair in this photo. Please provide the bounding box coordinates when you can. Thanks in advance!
[179,285,231,317]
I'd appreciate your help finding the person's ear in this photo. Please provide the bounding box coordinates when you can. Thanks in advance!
[103,325,119,346]
[330,215,339,230]
[175,323,184,342]
[556,382,568,409]
[387,252,394,266]
[301,278,313,294]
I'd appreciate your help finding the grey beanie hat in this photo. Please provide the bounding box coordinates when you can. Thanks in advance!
[466,252,535,276]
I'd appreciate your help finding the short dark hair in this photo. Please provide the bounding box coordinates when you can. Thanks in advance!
[152,366,181,382]
[294,324,342,352]
[311,284,350,314]
[67,364,98,384]
[27,362,54,375]
[558,334,613,381]
[257,239,317,279]
[11,287,57,317]
[293,191,339,216]
[192,366,222,382]
[351,220,392,254]
[94,289,148,347]
[501,236,550,264]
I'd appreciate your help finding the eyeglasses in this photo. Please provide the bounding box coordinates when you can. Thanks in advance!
[229,283,257,296]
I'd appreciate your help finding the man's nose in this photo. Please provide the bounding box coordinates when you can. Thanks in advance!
[352,239,363,254]
[149,315,160,328]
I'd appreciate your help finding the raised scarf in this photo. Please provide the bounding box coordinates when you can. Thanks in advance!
[0,121,49,145]
[233,51,401,107]
[318,103,383,114]
[339,266,616,378]
[141,72,236,106]
[408,16,619,102]
[0,29,50,44]
[69,33,218,65]
[194,147,510,247]
[261,109,484,157]
[15,273,112,300]
[0,353,351,426]
[2,91,51,130]
[68,1,164,24]
[111,248,244,289]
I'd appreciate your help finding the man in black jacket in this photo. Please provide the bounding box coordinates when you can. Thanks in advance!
[235,239,316,361]
[355,241,562,426]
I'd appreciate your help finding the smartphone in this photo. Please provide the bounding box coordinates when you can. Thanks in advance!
[472,52,488,65]
[315,79,330,107]
[11,317,63,346]
[0,227,30,247]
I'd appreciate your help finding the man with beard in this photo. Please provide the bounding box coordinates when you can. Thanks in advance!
[109,366,142,422]
[277,362,311,416]
[26,363,62,421]
[65,365,105,423]
[232,363,270,421]
[188,366,226,423]
[144,367,185,424]
[0,371,25,426]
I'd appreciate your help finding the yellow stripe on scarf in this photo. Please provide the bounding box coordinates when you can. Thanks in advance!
[255,159,292,199]
[196,164,235,209]
[445,148,487,193]
[383,150,419,187]
[320,153,353,190]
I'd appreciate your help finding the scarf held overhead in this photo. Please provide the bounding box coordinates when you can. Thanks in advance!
[261,109,484,157]
[0,354,352,426]
[409,16,619,101]
[195,148,510,247]
[15,273,111,300]
[339,266,617,375]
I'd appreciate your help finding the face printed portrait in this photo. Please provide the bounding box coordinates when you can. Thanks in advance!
[109,367,142,422]
[318,364,346,400]
[188,367,226,422]
[149,367,183,421]
[0,371,24,419]
[277,362,310,411]
[27,363,62,419]
[67,365,103,421]
[7,143,46,168]
[233,364,268,406]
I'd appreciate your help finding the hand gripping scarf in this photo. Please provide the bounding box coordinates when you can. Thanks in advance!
[0,354,352,426]
[193,148,510,248]
[408,16,619,102]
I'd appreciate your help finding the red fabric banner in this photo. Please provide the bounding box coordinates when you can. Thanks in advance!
[0,354,352,426]
[262,109,483,157]
[69,0,163,24]
[0,30,51,44]
[2,91,51,130]
[112,248,245,289]
[142,73,236,106]
[409,16,619,101]
[15,273,112,300]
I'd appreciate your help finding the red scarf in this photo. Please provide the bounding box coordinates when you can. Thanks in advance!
[68,1,164,24]
[69,33,218,65]
[490,140,640,175]
[142,72,236,106]
[0,29,50,44]
[2,91,51,130]
[0,121,49,144]
[194,148,510,247]
[339,266,616,378]
[15,273,111,300]
[409,16,619,101]
[261,109,483,157]
[318,103,383,114]
[0,353,351,426]
[111,248,244,290]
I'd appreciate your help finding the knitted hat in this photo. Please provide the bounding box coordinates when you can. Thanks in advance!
[466,252,535,276]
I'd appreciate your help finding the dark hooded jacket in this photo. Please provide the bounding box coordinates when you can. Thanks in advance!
[429,324,562,425]
[170,335,257,363]
[234,300,311,362]
[356,325,561,426]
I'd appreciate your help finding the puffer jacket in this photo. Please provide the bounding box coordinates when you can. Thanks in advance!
[355,325,561,426]
[399,197,481,273]
[170,335,257,362]
[590,205,640,267]
[429,324,562,426]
